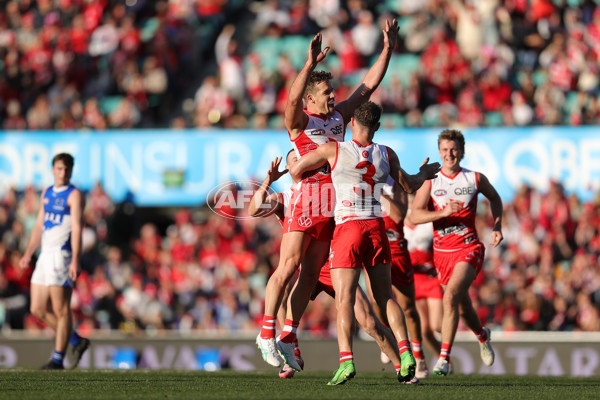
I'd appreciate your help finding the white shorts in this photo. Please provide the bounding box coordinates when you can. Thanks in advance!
[30,248,74,288]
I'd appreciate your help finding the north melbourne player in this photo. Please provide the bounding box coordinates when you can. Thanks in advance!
[19,153,91,369]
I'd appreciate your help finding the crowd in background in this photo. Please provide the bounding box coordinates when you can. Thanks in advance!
[1,180,599,337]
[5,0,600,129]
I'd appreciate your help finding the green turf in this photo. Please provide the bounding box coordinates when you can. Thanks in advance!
[1,370,599,400]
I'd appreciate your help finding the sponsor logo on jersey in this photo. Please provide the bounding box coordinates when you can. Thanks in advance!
[312,129,326,136]
[297,216,312,227]
[454,186,474,195]
[53,198,65,211]
[362,151,369,158]
[437,223,468,237]
[306,143,319,152]
[342,200,352,207]
[434,189,447,196]
[331,125,343,135]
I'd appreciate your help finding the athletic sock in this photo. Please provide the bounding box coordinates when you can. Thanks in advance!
[280,319,299,343]
[411,340,424,359]
[294,338,301,357]
[260,315,276,339]
[51,350,65,365]
[440,342,452,361]
[339,352,353,364]
[474,327,488,343]
[69,331,82,347]
[394,364,401,374]
[398,339,411,355]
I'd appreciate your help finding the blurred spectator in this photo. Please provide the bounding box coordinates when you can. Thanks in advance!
[0,180,598,336]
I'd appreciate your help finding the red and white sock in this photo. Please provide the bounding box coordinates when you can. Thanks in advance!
[474,327,488,343]
[280,319,299,343]
[398,340,411,355]
[260,315,276,339]
[294,338,301,357]
[394,364,401,374]
[440,342,452,361]
[339,352,353,364]
[411,340,424,359]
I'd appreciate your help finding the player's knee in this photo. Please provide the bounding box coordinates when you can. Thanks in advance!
[443,289,461,308]
[279,256,301,277]
[30,305,46,319]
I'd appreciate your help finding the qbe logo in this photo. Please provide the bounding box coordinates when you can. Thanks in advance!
[207,180,277,220]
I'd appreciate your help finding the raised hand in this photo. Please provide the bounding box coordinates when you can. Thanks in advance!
[419,157,441,180]
[382,19,399,51]
[267,157,288,183]
[308,33,330,66]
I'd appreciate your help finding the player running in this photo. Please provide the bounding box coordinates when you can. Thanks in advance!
[257,19,401,370]
[291,102,440,385]
[410,129,503,376]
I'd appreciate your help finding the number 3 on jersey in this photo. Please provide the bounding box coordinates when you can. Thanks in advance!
[354,161,375,197]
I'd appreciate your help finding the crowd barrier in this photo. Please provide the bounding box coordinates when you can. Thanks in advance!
[1,332,599,376]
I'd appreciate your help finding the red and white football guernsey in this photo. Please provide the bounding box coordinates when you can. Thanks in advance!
[290,109,345,184]
[428,167,485,284]
[404,221,434,267]
[428,167,481,251]
[331,140,390,224]
[329,140,391,269]
[284,109,345,240]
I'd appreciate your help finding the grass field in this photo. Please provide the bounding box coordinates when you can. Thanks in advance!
[1,370,599,400]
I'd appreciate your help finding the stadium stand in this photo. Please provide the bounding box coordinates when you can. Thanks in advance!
[3,1,600,129]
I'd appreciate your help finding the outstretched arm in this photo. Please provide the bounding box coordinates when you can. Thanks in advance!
[290,142,337,181]
[387,147,440,194]
[249,157,287,219]
[336,19,399,123]
[285,33,330,139]
[478,173,504,247]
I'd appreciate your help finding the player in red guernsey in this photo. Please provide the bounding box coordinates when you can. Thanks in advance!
[380,181,429,380]
[291,102,440,385]
[411,129,503,376]
[404,197,442,367]
[249,153,405,380]
[257,20,401,371]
